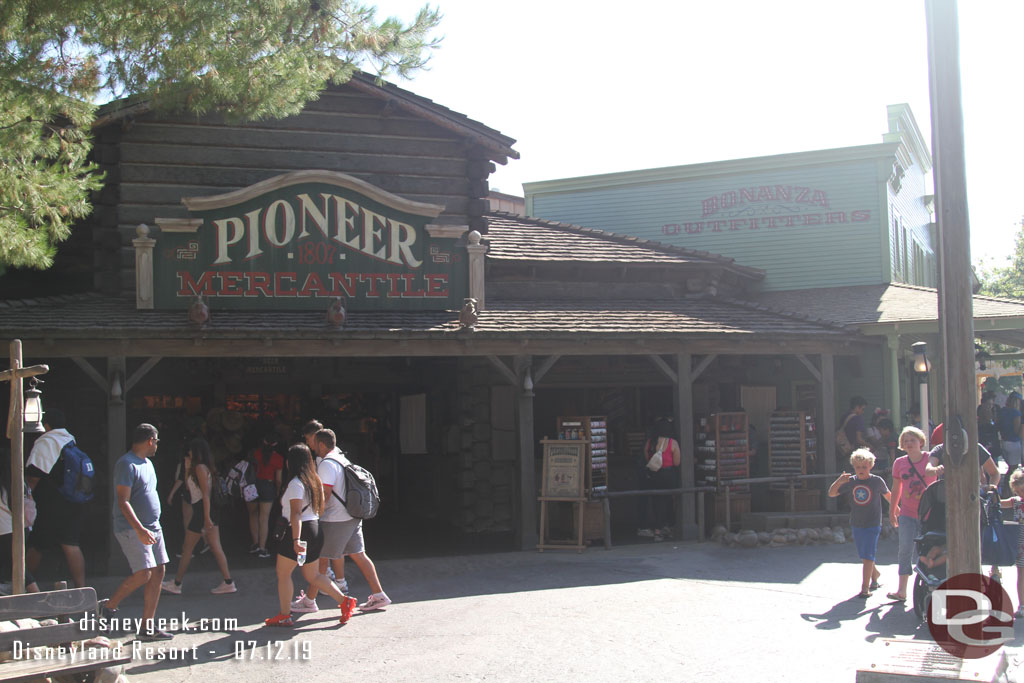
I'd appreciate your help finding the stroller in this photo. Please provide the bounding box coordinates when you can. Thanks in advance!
[912,479,947,620]
[911,479,1019,621]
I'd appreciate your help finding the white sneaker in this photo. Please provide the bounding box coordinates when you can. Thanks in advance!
[290,591,319,613]
[161,580,182,595]
[358,593,392,611]
[211,581,237,594]
[337,579,349,595]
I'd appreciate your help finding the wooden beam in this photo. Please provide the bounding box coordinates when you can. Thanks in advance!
[795,354,821,383]
[647,354,678,384]
[927,0,979,577]
[6,337,874,359]
[486,355,518,386]
[125,356,163,393]
[0,365,48,383]
[532,355,561,385]
[887,336,902,433]
[690,354,718,382]
[822,353,837,476]
[514,356,537,550]
[676,353,697,539]
[70,357,107,391]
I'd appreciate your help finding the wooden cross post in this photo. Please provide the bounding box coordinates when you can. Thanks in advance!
[1,340,49,594]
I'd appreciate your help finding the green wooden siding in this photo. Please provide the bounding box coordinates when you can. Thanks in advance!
[835,348,888,421]
[528,158,888,292]
[887,159,936,287]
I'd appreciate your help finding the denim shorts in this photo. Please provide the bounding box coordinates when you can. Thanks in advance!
[852,526,881,561]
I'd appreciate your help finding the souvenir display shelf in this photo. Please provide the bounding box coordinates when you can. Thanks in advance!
[768,410,816,488]
[696,412,751,530]
[695,412,750,494]
[556,415,609,495]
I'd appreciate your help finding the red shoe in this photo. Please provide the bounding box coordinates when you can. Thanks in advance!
[265,613,294,627]
[340,596,357,624]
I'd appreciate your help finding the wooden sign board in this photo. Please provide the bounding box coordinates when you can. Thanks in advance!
[540,440,587,499]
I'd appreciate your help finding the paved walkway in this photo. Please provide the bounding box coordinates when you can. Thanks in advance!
[71,536,1024,681]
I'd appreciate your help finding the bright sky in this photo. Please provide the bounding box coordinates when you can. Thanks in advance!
[380,0,1022,268]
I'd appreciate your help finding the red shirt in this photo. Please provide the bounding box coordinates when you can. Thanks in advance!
[252,448,284,481]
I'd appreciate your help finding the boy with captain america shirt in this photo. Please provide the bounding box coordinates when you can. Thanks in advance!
[829,448,891,599]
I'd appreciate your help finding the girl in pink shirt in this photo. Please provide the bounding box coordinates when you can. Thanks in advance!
[887,426,936,602]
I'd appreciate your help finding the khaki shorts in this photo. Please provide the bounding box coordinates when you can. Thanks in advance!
[320,519,364,559]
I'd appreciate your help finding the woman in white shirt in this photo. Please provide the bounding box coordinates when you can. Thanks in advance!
[265,443,354,626]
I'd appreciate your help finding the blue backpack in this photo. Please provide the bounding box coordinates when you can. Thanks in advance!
[57,441,95,503]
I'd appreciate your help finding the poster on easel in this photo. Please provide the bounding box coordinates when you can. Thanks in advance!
[538,439,588,552]
[541,440,586,498]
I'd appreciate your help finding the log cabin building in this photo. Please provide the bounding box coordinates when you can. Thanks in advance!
[0,75,888,573]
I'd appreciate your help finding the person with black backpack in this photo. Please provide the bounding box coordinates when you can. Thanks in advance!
[25,408,92,588]
[290,427,390,614]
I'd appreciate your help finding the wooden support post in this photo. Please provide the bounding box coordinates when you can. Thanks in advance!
[515,356,538,550]
[927,0,979,578]
[724,486,732,531]
[822,353,837,512]
[697,492,705,541]
[676,353,698,539]
[106,356,128,575]
[886,336,902,431]
[602,497,611,550]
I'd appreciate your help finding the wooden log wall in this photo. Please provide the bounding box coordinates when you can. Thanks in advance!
[90,85,494,295]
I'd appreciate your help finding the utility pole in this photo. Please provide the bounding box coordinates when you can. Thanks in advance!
[926,0,979,578]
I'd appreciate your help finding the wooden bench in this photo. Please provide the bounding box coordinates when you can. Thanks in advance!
[0,587,131,682]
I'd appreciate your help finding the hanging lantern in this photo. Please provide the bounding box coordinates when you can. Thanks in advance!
[23,378,44,434]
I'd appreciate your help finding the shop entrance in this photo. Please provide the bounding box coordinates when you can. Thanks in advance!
[124,356,479,563]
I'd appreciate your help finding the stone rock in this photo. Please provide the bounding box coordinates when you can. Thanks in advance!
[737,531,759,548]
[796,529,809,544]
[711,525,728,541]
[757,532,771,545]
[806,528,820,542]
[724,533,738,546]
[771,533,788,545]
[833,530,846,544]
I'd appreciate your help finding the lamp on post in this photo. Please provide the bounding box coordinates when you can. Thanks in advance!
[912,341,931,449]
[22,378,44,434]
[2,340,49,595]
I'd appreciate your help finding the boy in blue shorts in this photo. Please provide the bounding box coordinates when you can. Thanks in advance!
[829,448,891,598]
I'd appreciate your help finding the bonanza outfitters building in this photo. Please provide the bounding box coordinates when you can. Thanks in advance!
[3,81,1023,574]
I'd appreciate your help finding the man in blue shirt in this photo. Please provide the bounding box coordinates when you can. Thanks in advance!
[100,423,172,641]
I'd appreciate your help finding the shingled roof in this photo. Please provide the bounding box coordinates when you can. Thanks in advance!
[484,213,765,279]
[0,293,852,340]
[755,283,1024,326]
